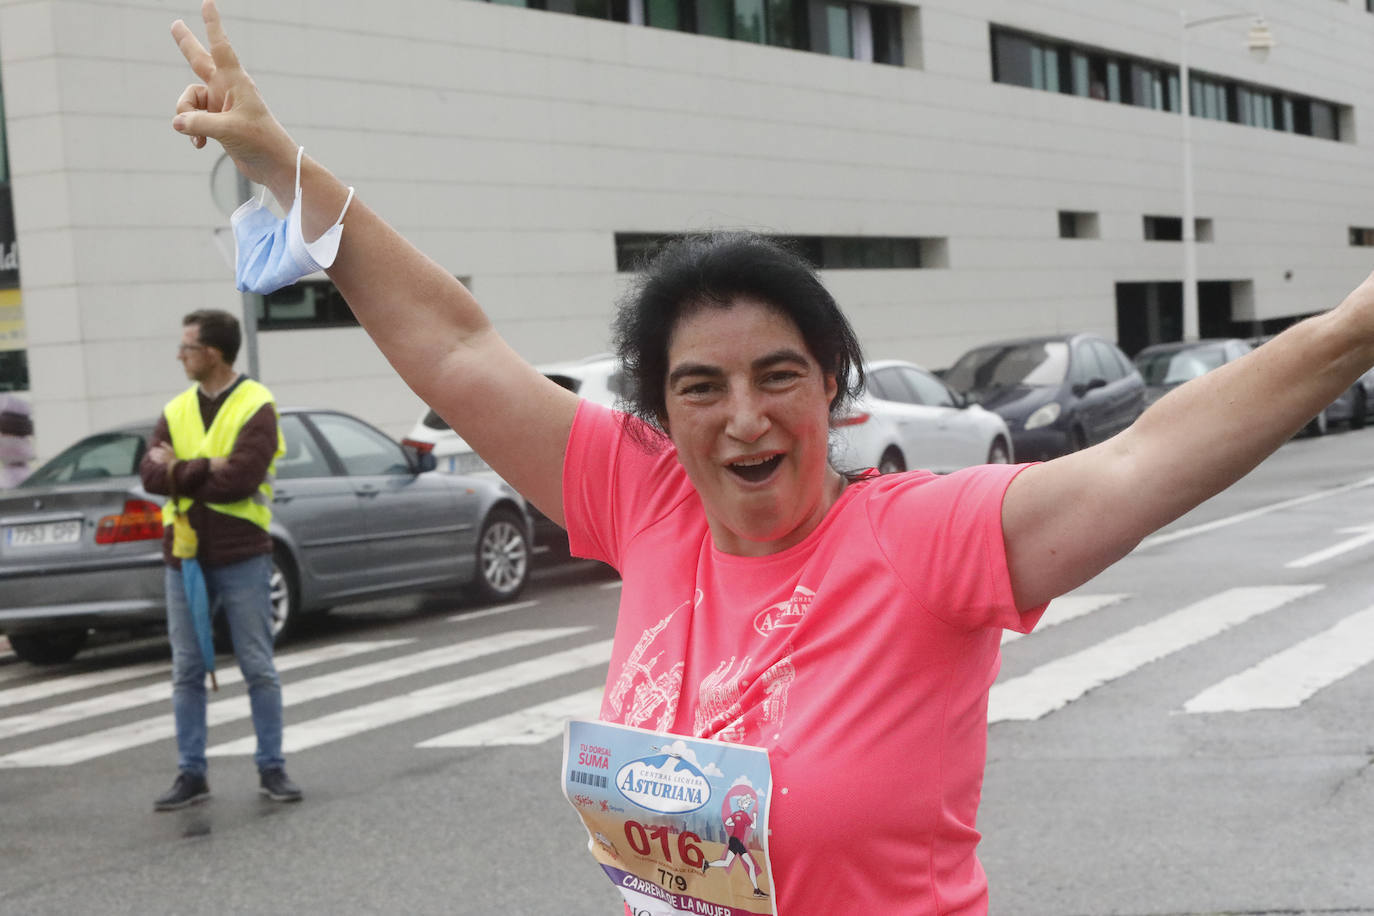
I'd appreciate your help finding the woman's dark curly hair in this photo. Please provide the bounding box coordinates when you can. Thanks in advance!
[611,232,865,438]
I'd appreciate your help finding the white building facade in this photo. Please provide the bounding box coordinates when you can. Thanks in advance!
[0,0,1372,458]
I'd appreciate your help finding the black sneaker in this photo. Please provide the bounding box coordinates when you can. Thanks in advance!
[258,768,303,803]
[154,771,210,811]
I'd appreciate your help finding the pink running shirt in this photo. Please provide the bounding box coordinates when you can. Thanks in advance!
[563,402,1046,914]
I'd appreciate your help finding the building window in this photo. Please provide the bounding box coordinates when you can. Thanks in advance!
[258,280,360,330]
[0,350,27,392]
[1058,211,1100,239]
[476,0,903,65]
[1351,227,1374,246]
[991,25,1347,141]
[1143,216,1212,241]
[615,233,942,272]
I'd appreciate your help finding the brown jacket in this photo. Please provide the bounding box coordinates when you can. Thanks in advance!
[139,376,279,569]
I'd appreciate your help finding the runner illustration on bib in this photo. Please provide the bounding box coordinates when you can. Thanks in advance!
[702,786,767,899]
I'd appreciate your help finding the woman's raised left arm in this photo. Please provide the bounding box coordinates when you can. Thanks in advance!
[1001,271,1374,611]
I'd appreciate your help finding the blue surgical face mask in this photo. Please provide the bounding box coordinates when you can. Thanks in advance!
[231,146,355,295]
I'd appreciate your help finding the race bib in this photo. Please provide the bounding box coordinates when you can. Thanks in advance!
[562,719,777,916]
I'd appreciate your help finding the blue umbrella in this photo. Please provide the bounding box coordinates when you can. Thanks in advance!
[180,556,219,691]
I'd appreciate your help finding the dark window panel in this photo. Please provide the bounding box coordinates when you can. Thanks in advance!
[991,30,1034,87]
[870,4,901,65]
[615,233,931,272]
[696,0,731,36]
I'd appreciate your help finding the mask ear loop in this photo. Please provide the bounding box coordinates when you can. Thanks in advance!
[293,145,306,199]
[293,145,354,230]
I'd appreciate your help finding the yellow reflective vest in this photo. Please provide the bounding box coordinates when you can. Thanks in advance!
[160,378,286,532]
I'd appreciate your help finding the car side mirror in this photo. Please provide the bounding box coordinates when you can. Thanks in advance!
[403,444,437,474]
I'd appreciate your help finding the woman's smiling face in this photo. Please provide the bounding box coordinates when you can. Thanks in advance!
[662,296,842,556]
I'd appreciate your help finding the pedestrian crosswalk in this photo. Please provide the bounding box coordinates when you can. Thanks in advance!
[3,582,1374,768]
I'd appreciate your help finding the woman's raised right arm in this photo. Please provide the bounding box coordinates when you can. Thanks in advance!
[170,0,579,525]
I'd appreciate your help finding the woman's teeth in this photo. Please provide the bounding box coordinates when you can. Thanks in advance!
[728,454,783,482]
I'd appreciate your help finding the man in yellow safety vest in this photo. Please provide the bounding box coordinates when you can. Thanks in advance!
[139,309,300,810]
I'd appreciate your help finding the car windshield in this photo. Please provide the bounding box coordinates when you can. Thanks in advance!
[944,342,1069,393]
[22,432,147,486]
[1135,345,1226,386]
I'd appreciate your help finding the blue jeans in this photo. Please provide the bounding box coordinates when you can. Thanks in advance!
[165,553,284,775]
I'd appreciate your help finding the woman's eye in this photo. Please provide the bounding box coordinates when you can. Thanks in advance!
[680,382,715,396]
[764,371,800,385]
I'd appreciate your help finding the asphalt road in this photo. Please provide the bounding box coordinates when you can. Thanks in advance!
[2,429,1373,915]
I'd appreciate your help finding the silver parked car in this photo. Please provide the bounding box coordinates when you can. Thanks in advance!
[0,408,532,665]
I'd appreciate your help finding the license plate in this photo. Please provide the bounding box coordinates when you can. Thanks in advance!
[4,519,82,548]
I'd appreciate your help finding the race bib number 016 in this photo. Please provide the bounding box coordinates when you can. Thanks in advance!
[562,719,777,916]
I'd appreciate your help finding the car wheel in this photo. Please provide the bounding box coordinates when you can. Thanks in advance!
[1351,387,1367,430]
[877,448,906,475]
[1070,426,1088,452]
[269,545,302,643]
[9,630,89,665]
[1304,410,1328,437]
[468,508,530,603]
[987,437,1011,464]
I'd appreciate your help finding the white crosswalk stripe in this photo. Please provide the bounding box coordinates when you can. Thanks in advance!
[209,639,613,756]
[417,687,604,748]
[0,629,581,768]
[1182,604,1374,713]
[1001,593,1127,645]
[0,659,171,710]
[989,585,1322,723]
[0,639,412,741]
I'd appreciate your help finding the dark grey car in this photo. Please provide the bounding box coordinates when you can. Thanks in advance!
[943,333,1146,461]
[0,408,531,665]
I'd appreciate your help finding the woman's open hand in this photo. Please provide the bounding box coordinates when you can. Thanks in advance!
[170,0,297,195]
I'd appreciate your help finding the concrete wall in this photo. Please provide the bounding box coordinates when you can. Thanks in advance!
[1,0,1372,457]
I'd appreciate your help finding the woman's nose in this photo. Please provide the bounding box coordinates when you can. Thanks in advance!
[724,392,770,442]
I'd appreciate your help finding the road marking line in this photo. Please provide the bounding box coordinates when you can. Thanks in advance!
[1183,605,1374,712]
[0,660,170,710]
[988,585,1321,723]
[0,640,413,741]
[0,630,579,767]
[210,639,614,756]
[446,599,538,622]
[1136,476,1374,550]
[1001,594,1127,645]
[1285,525,1374,569]
[417,687,604,748]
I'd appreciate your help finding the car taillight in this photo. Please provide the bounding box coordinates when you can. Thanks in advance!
[401,438,434,453]
[95,499,164,545]
[834,412,870,427]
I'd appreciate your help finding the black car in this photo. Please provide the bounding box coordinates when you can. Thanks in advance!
[943,333,1146,461]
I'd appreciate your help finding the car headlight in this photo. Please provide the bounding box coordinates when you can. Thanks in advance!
[1023,402,1061,430]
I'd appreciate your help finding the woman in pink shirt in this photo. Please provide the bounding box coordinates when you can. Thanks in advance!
[167,4,1374,911]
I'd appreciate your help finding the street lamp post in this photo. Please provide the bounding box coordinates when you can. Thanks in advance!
[1178,11,1275,341]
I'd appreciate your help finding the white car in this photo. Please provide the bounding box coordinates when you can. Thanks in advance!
[832,360,1014,474]
[402,354,629,474]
